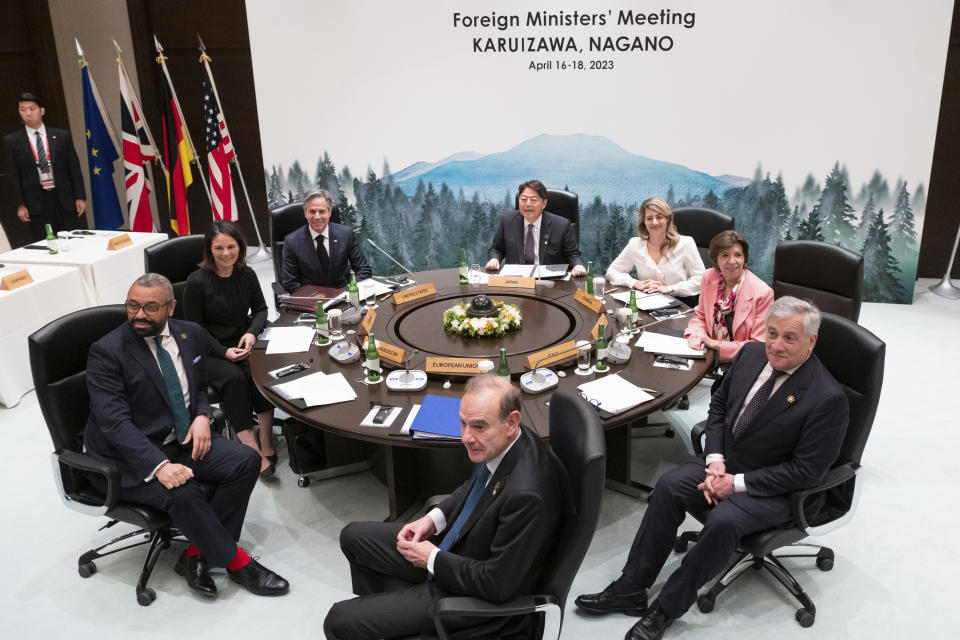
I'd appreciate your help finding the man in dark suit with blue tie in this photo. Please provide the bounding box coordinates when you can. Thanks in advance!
[485,179,586,276]
[3,93,87,242]
[84,273,289,599]
[324,375,570,639]
[280,188,372,292]
[575,297,849,640]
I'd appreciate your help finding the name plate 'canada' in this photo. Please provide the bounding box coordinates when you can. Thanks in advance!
[525,340,578,370]
[425,357,484,374]
[393,283,436,305]
[488,275,535,289]
[574,288,604,313]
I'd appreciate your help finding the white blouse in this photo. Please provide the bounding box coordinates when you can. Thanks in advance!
[605,235,705,296]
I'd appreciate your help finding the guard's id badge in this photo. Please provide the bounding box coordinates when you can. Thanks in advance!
[38,169,54,190]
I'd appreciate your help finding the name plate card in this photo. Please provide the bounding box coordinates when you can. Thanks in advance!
[393,283,436,305]
[360,336,406,364]
[0,269,34,290]
[426,357,484,374]
[525,340,579,370]
[358,309,376,336]
[590,314,609,340]
[107,233,133,250]
[574,288,604,313]
[488,275,535,289]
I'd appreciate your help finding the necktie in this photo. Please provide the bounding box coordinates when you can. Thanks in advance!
[523,223,535,264]
[35,131,50,172]
[438,464,491,551]
[154,336,191,442]
[315,234,330,282]
[732,369,785,439]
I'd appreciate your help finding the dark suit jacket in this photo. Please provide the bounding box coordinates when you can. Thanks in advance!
[705,342,849,498]
[279,222,372,291]
[84,319,211,487]
[3,126,85,215]
[432,425,570,604]
[487,210,583,268]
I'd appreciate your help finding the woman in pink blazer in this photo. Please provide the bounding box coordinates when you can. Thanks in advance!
[685,230,773,364]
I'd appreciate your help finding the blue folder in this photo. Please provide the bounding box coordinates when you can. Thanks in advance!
[410,395,462,440]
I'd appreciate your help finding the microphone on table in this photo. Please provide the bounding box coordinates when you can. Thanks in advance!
[366,239,415,287]
[525,256,556,289]
[519,340,595,394]
[385,348,428,391]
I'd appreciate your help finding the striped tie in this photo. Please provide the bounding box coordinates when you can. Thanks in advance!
[732,369,785,439]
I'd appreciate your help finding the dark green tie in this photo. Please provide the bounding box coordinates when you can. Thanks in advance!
[154,335,191,442]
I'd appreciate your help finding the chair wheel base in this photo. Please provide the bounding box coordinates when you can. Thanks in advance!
[137,587,157,606]
[697,594,715,613]
[298,476,310,488]
[78,561,97,578]
[795,607,815,627]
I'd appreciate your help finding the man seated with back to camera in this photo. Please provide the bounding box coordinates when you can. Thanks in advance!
[485,179,587,277]
[280,188,372,292]
[83,273,288,599]
[574,296,848,640]
[324,374,571,640]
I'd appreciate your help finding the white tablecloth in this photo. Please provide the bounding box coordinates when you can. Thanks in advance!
[0,231,168,304]
[0,263,92,407]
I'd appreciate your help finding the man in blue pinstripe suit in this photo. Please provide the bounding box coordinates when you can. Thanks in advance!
[84,273,289,598]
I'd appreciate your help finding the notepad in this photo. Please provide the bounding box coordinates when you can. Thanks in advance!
[611,291,680,310]
[499,263,568,279]
[635,331,707,358]
[264,326,315,354]
[576,374,655,416]
[409,394,462,440]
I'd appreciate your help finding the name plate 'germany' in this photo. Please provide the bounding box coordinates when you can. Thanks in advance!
[0,269,34,290]
[525,340,578,370]
[358,309,376,336]
[488,275,535,289]
[426,357,484,374]
[107,233,133,250]
[393,283,436,305]
[590,314,609,340]
[574,288,604,313]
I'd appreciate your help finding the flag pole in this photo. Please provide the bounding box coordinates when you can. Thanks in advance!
[153,35,213,207]
[197,34,270,262]
[75,38,121,156]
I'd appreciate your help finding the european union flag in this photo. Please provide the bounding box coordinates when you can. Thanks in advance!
[81,66,123,230]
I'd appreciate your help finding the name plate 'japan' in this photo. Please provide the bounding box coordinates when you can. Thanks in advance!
[0,269,34,290]
[574,288,604,313]
[525,340,578,370]
[426,357,484,375]
[590,314,609,340]
[488,275,535,289]
[107,233,133,250]
[358,309,376,336]
[393,283,436,305]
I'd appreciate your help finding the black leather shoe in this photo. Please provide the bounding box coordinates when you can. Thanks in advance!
[174,551,217,597]
[625,603,673,640]
[227,558,289,596]
[266,453,278,466]
[260,461,276,479]
[575,581,647,616]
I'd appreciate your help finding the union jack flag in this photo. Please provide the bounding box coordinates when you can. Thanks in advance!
[202,63,237,221]
[119,64,155,231]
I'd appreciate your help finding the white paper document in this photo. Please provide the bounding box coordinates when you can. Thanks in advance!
[357,278,394,297]
[577,374,655,415]
[611,291,679,310]
[498,263,568,278]
[635,331,707,358]
[264,326,316,354]
[271,371,357,407]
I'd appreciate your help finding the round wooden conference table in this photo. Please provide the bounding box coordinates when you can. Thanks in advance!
[251,268,711,520]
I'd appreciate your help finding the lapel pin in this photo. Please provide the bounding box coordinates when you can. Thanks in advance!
[492,481,502,496]
[787,395,795,404]
[333,238,338,243]
[180,332,187,340]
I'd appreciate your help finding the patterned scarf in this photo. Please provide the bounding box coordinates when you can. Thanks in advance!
[711,273,743,340]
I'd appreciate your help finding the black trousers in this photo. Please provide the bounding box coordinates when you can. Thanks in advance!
[621,460,791,619]
[114,433,260,567]
[204,356,272,432]
[27,188,84,241]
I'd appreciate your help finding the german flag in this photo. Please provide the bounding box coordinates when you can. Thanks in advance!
[159,72,193,235]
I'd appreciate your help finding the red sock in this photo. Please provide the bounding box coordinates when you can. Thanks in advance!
[227,547,251,571]
[185,544,202,557]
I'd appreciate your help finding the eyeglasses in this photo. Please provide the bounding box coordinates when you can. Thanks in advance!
[125,300,170,314]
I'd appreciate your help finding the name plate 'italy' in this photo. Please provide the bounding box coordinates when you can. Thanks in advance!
[426,357,484,374]
[525,340,578,370]
[590,314,609,340]
[393,283,436,305]
[361,336,406,364]
[107,233,133,250]
[574,288,604,313]
[488,275,535,289]
[0,269,34,290]
[358,309,376,336]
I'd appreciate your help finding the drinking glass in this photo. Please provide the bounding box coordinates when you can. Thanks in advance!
[364,283,378,310]
[592,276,605,301]
[618,307,633,334]
[328,308,344,340]
[469,264,481,285]
[576,340,592,375]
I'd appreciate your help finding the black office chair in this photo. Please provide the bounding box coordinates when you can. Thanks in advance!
[430,390,607,640]
[515,188,580,243]
[773,240,864,321]
[29,306,177,606]
[269,200,342,299]
[672,207,735,267]
[676,312,885,627]
[143,234,206,320]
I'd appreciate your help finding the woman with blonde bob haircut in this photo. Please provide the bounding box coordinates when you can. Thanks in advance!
[606,197,704,295]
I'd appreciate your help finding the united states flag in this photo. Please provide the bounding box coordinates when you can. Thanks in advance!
[202,64,237,221]
[119,64,155,232]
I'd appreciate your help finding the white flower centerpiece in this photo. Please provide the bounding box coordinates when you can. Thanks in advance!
[443,298,522,338]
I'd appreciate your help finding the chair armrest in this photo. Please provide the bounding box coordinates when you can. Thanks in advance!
[434,595,558,640]
[690,420,707,456]
[53,449,121,513]
[211,406,228,435]
[789,463,858,529]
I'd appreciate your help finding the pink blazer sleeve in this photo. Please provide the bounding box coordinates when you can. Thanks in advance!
[684,268,719,338]
[716,271,774,363]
